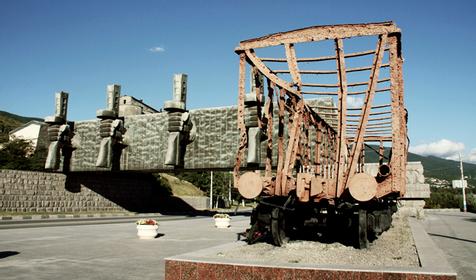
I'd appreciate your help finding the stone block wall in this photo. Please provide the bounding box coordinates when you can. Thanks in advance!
[0,169,205,214]
[1,162,430,215]
[364,161,430,217]
[0,169,121,213]
[67,99,335,172]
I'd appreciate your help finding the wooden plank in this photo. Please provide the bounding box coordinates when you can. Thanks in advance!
[236,22,399,50]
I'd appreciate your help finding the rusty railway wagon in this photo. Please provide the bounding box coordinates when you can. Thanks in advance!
[233,22,407,248]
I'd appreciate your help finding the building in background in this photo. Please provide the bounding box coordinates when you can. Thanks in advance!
[8,120,46,152]
[452,179,468,189]
[119,95,160,117]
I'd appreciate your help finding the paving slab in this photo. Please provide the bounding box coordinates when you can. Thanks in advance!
[423,211,476,280]
[0,215,250,280]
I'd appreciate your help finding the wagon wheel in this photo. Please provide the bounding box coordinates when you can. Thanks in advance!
[271,207,288,246]
[357,209,369,249]
[246,221,265,245]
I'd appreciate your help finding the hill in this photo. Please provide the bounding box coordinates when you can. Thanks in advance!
[159,173,205,196]
[0,111,42,142]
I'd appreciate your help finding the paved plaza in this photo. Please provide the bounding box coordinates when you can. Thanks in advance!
[1,211,475,280]
[0,215,249,280]
[423,211,476,280]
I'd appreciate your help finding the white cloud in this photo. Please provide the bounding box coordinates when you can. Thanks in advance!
[149,46,165,53]
[467,148,476,163]
[409,139,465,160]
[347,96,364,109]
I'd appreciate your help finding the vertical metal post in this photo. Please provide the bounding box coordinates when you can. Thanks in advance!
[228,172,232,204]
[459,153,467,212]
[210,171,214,209]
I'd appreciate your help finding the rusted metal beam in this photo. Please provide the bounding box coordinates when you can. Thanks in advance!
[347,121,392,127]
[233,53,247,188]
[389,33,407,195]
[302,78,390,88]
[335,38,349,198]
[275,87,286,196]
[347,110,392,117]
[348,87,391,95]
[261,48,390,62]
[284,43,302,88]
[347,103,391,111]
[273,64,390,75]
[265,79,274,177]
[243,49,299,96]
[347,116,392,122]
[236,22,399,51]
[344,34,388,188]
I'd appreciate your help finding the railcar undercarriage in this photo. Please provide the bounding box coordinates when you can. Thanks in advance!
[233,22,407,249]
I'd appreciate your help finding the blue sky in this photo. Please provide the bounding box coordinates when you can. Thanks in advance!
[1,0,475,162]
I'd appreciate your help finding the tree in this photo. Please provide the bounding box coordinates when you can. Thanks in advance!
[0,138,46,171]
[176,171,240,203]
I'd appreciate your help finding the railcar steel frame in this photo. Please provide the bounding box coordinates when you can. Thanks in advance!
[233,22,407,248]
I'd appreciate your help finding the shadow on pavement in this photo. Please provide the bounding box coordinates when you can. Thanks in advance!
[429,233,476,244]
[465,217,476,223]
[0,251,19,259]
[64,172,251,218]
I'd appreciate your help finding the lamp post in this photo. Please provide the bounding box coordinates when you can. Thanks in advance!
[209,171,214,209]
[459,153,467,212]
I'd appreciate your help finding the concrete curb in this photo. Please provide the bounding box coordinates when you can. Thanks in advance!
[0,208,253,222]
[424,208,460,213]
[0,212,159,222]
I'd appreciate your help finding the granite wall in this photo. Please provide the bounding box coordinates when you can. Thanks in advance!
[0,169,206,213]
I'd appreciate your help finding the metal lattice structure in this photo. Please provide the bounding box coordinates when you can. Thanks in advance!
[233,22,408,248]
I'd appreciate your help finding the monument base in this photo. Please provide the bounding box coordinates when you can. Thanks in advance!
[165,219,456,280]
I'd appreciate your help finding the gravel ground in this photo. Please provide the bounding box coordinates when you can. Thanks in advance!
[213,217,419,267]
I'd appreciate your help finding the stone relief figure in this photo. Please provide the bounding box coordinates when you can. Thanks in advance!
[164,74,196,167]
[96,85,127,170]
[44,92,74,171]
